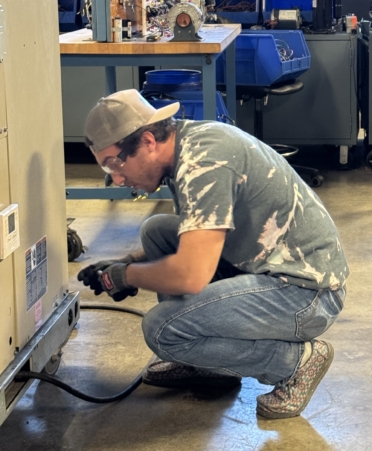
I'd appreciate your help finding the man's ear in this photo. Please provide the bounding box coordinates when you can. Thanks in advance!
[141,131,156,149]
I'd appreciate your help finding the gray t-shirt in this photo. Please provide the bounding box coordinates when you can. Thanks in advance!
[169,120,349,290]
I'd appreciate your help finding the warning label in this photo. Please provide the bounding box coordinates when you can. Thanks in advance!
[26,236,47,311]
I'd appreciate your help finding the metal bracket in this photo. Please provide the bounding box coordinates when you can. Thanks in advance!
[0,292,80,427]
[171,22,202,42]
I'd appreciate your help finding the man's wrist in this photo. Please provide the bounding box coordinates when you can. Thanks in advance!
[109,262,134,290]
[123,262,135,288]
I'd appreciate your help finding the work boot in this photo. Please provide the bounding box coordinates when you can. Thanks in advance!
[142,361,242,389]
[256,340,334,419]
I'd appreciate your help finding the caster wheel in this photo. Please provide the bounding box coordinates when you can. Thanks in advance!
[42,351,62,376]
[67,229,83,262]
[311,175,324,187]
[365,149,372,169]
[104,173,113,187]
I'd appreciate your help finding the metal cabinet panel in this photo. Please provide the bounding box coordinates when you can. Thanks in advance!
[0,133,16,373]
[0,62,6,133]
[62,66,138,141]
[3,0,69,349]
[358,33,372,147]
[0,12,15,375]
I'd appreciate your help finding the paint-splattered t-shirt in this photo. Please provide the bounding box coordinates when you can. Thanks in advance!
[168,120,349,290]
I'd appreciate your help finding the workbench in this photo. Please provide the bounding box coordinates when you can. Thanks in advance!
[60,24,241,200]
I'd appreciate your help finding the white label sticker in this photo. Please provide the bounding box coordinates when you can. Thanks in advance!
[278,10,297,20]
[26,236,47,311]
[35,299,43,331]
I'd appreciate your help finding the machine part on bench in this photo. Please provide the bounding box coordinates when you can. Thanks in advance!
[168,1,204,41]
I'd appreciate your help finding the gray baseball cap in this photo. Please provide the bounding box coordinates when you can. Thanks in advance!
[85,89,180,153]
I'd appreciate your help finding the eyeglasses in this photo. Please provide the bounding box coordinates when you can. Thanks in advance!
[100,148,127,174]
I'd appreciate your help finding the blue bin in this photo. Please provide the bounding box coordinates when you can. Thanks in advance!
[265,0,312,10]
[58,0,84,32]
[142,70,231,123]
[216,30,311,86]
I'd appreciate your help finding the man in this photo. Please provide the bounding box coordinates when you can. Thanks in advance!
[78,89,348,419]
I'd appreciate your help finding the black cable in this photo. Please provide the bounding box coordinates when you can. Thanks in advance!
[15,304,157,403]
[81,303,147,317]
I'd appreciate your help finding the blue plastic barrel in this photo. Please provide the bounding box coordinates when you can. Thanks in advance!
[142,69,232,123]
[143,70,203,92]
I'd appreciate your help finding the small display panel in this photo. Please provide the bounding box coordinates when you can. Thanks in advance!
[8,212,15,234]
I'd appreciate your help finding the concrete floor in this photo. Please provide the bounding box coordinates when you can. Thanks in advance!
[1,154,372,451]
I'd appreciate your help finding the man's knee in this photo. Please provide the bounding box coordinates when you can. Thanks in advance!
[140,215,164,245]
[140,214,180,260]
[142,307,164,354]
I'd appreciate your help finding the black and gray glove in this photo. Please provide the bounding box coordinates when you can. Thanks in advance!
[77,255,136,298]
[97,263,138,301]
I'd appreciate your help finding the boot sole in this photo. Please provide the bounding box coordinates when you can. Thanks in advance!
[256,341,334,419]
[142,377,242,389]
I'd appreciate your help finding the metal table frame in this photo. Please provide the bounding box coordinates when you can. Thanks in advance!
[61,31,237,200]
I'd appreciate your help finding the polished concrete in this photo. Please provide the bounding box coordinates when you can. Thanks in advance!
[1,151,372,451]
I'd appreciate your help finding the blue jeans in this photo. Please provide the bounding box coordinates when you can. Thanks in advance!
[141,214,346,385]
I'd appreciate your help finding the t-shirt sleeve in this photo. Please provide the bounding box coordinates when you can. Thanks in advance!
[177,161,239,235]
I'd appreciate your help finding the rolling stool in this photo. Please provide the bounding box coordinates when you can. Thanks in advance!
[239,79,324,187]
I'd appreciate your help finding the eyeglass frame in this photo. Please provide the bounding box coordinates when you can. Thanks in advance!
[98,147,128,174]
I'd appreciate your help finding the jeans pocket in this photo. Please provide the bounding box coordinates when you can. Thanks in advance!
[295,289,345,341]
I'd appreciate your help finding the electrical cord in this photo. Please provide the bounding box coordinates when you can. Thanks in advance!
[15,303,157,403]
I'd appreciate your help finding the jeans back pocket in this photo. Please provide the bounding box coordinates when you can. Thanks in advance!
[295,288,345,341]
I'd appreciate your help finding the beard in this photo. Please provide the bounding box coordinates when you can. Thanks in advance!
[140,160,173,193]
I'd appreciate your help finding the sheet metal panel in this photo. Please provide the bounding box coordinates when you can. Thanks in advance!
[2,0,68,349]
[0,10,16,374]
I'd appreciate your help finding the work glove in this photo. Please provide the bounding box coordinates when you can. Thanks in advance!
[97,262,138,301]
[77,255,136,299]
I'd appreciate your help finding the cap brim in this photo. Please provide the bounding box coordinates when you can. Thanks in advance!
[146,102,181,126]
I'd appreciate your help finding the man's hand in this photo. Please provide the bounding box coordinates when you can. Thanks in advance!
[77,254,138,301]
[97,263,138,301]
[77,255,137,299]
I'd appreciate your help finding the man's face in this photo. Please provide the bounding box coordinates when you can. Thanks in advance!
[95,138,166,193]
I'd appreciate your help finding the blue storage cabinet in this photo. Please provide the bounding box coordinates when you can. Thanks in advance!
[142,70,232,122]
[217,30,311,86]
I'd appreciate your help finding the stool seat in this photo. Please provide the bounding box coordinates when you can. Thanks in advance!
[237,79,304,100]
